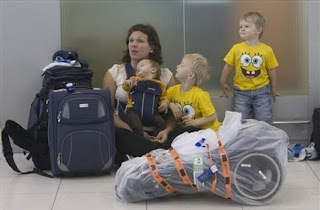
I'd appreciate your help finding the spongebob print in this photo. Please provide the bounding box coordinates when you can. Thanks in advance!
[166,85,221,131]
[240,53,263,79]
[223,42,279,91]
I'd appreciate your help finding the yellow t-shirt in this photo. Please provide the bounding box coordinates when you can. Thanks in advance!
[224,42,279,91]
[166,85,221,131]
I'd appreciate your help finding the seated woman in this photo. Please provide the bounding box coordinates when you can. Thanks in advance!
[103,24,198,158]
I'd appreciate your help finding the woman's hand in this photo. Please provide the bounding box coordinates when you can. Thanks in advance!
[151,129,169,144]
[143,131,153,141]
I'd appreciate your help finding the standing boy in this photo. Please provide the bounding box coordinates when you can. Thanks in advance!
[220,11,279,124]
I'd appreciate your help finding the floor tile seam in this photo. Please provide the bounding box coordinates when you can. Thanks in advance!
[306,161,320,182]
[2,192,57,195]
[51,178,62,210]
[55,191,114,195]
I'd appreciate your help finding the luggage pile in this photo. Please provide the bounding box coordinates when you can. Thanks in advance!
[2,50,115,177]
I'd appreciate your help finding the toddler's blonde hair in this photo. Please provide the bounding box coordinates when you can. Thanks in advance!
[241,11,265,39]
[183,53,210,86]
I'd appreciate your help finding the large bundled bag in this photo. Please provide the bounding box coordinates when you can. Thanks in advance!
[115,111,289,206]
[1,52,93,177]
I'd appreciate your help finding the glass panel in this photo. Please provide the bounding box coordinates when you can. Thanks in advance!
[61,0,183,88]
[61,0,308,96]
[184,1,234,95]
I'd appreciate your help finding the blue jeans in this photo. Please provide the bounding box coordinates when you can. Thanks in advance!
[233,85,273,124]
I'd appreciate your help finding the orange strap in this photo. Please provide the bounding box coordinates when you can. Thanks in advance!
[145,153,176,194]
[169,148,198,192]
[217,137,232,199]
[206,144,217,194]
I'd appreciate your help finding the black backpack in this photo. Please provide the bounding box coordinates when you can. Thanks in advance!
[310,108,320,160]
[1,64,93,177]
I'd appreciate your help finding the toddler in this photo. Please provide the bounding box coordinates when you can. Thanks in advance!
[220,11,279,124]
[167,53,221,131]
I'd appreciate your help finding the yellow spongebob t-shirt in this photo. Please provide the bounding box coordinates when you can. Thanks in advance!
[224,42,279,91]
[167,85,221,131]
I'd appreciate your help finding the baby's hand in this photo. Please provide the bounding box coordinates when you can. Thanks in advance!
[158,101,168,113]
[131,77,140,85]
[126,76,139,86]
[125,79,133,86]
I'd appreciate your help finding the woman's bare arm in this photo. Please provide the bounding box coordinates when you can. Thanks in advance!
[103,70,132,130]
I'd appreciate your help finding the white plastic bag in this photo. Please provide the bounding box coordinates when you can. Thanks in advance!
[115,111,289,206]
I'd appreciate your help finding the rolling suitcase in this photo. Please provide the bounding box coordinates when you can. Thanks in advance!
[48,88,115,176]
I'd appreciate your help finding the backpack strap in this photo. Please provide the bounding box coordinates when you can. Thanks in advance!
[1,128,33,175]
[118,62,135,122]
[1,122,53,178]
[125,62,134,79]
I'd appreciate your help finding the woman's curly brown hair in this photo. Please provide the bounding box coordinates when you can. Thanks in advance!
[122,24,163,65]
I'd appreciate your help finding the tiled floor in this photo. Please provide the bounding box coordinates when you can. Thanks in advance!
[1,150,320,210]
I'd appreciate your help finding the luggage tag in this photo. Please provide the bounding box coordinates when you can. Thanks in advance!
[193,157,206,191]
[66,83,75,92]
[197,165,218,183]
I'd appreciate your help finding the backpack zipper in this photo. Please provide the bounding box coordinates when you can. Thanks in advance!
[57,153,61,165]
[57,111,62,122]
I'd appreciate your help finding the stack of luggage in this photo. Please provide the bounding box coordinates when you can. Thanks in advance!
[2,50,115,177]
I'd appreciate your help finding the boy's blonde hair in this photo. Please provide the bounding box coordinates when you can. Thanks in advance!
[183,53,210,86]
[241,11,265,39]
